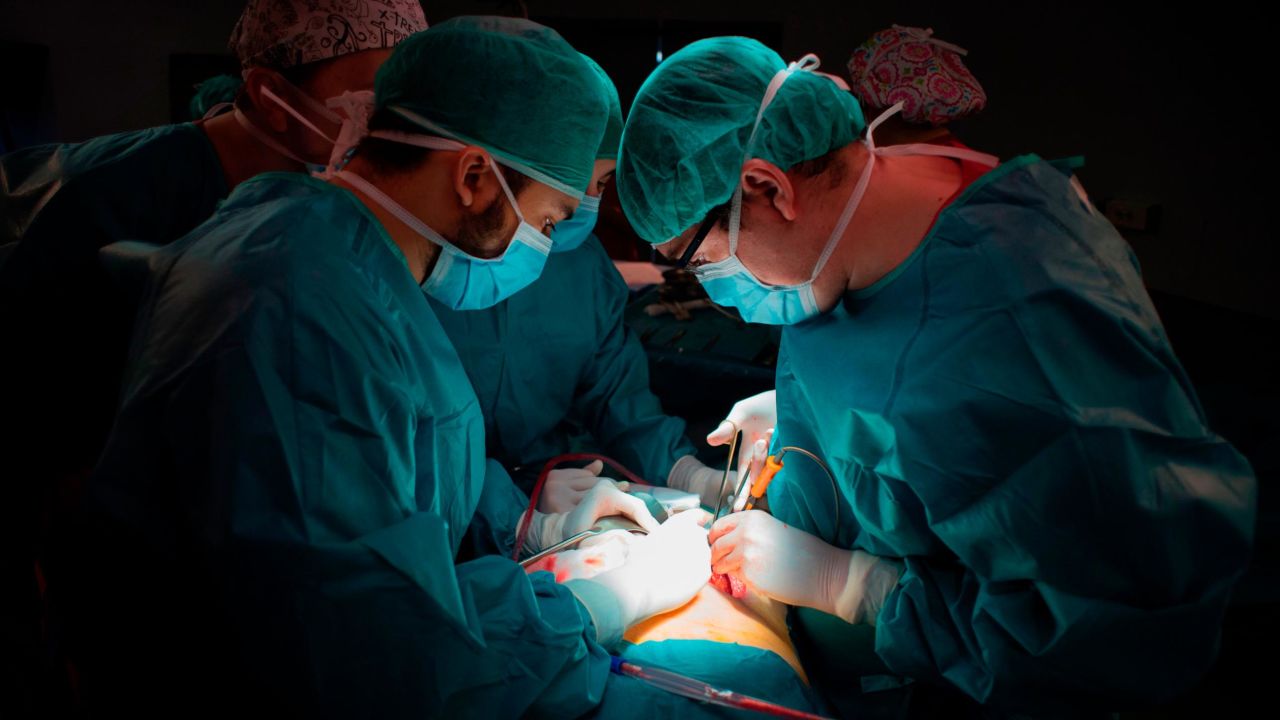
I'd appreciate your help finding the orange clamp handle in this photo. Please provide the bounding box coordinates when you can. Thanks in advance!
[747,455,784,503]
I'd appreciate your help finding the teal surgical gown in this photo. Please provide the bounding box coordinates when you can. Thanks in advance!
[431,237,693,484]
[70,173,617,717]
[0,123,228,496]
[767,156,1257,713]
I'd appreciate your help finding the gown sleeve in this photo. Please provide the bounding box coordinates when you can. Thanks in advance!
[159,249,614,718]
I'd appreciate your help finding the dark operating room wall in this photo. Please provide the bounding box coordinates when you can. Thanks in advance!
[0,0,1271,321]
[0,0,247,142]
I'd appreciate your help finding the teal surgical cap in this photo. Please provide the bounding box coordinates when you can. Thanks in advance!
[375,16,608,197]
[582,54,623,160]
[617,36,866,243]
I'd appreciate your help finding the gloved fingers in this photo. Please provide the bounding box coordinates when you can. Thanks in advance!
[663,506,710,529]
[674,508,714,528]
[739,438,770,487]
[708,512,743,544]
[647,508,710,548]
[561,473,602,491]
[711,543,746,576]
[709,527,740,566]
[620,493,661,534]
[612,479,631,493]
[706,419,737,446]
[538,475,598,512]
[537,493,576,514]
[545,462,609,495]
[584,483,660,534]
[708,390,777,447]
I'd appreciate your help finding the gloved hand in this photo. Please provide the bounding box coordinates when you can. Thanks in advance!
[582,510,711,627]
[523,481,659,554]
[709,510,902,625]
[538,460,630,513]
[666,455,735,509]
[706,389,777,481]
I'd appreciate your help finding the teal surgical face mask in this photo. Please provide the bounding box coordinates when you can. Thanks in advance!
[549,192,600,253]
[336,130,553,310]
[693,56,996,325]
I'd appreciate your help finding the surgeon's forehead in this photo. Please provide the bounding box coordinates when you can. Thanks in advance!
[527,182,578,221]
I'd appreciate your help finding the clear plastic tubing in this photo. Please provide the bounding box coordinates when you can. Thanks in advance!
[609,656,833,720]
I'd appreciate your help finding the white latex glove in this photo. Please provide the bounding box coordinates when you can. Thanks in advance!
[523,481,659,554]
[582,510,711,626]
[666,455,735,509]
[706,389,777,482]
[538,460,630,513]
[709,510,902,625]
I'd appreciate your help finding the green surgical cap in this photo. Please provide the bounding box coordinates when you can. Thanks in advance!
[617,37,866,244]
[582,54,623,160]
[375,16,607,197]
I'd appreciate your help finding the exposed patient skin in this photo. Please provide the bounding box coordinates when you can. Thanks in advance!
[524,528,809,682]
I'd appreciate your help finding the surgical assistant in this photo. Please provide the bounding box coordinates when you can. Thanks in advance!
[65,17,710,716]
[432,55,720,510]
[0,0,427,520]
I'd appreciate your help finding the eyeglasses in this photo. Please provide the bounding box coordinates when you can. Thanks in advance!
[674,204,728,269]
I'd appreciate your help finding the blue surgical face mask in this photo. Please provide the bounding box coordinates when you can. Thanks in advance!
[693,57,997,326]
[693,178,851,325]
[550,192,600,253]
[335,134,553,311]
[421,165,553,310]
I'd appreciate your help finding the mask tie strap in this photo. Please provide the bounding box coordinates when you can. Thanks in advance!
[892,25,970,56]
[232,107,308,165]
[803,102,903,281]
[357,132,552,255]
[260,85,340,144]
[729,54,822,256]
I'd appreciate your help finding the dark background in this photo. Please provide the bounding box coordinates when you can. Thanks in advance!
[2,1,1274,715]
[2,0,1273,320]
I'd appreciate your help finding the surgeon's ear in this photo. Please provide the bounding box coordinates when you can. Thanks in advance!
[740,160,798,222]
[241,68,290,133]
[453,147,496,209]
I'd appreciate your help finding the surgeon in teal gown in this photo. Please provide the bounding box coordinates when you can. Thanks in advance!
[64,18,729,717]
[616,36,1257,716]
[768,155,1257,714]
[431,56,697,494]
[0,0,416,574]
[0,9,423,709]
